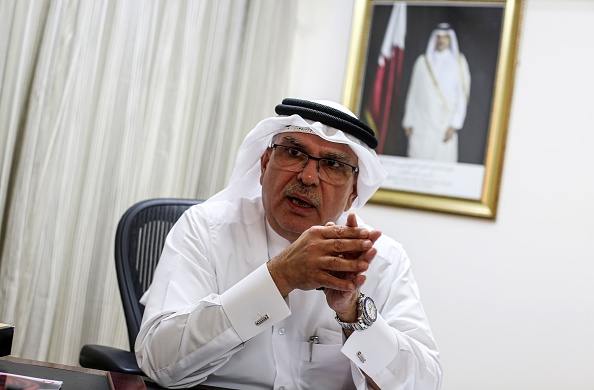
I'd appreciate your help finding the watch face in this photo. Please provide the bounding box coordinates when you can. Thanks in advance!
[364,297,377,322]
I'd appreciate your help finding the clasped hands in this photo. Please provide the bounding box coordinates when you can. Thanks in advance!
[267,213,381,321]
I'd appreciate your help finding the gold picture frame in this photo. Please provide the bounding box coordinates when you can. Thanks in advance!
[343,0,524,219]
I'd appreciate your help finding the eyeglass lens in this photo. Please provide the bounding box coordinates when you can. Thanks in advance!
[271,145,355,184]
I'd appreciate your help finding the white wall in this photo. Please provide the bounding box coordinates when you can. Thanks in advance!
[289,1,594,389]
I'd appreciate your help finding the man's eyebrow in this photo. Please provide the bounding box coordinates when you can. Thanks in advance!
[325,151,350,160]
[280,135,353,161]
[281,136,302,147]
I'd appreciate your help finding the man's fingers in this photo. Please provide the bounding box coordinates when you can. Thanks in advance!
[359,247,377,263]
[328,238,373,256]
[324,255,369,273]
[369,229,382,243]
[318,272,358,292]
[318,225,369,239]
[346,212,358,228]
[353,274,367,289]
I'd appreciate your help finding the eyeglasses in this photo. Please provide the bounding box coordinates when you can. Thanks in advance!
[269,144,359,185]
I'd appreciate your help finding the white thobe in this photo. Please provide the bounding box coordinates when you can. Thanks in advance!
[402,51,470,162]
[135,197,442,389]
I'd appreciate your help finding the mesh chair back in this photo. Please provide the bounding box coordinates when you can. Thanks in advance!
[115,198,202,349]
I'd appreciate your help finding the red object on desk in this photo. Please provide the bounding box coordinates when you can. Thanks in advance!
[0,371,62,389]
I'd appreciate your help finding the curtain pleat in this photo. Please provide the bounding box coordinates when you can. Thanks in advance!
[0,0,296,365]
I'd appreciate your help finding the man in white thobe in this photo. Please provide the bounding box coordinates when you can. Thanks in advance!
[135,98,442,389]
[402,23,471,162]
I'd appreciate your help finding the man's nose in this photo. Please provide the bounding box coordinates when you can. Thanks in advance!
[298,158,320,185]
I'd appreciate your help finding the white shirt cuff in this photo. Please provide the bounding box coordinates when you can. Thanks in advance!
[341,314,398,377]
[220,263,291,341]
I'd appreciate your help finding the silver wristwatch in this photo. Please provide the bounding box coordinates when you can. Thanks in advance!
[335,292,377,331]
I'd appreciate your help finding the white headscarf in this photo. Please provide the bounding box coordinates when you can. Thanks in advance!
[426,23,461,59]
[207,100,387,211]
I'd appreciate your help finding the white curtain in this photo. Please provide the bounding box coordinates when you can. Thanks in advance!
[0,0,296,365]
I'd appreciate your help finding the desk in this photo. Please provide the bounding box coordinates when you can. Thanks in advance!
[0,357,231,390]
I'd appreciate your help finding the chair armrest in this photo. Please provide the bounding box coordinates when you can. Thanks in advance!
[79,344,143,375]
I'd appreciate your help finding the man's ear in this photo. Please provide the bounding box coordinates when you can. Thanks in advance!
[260,148,272,185]
[344,180,358,211]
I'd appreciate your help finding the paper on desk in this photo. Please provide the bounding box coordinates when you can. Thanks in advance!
[0,371,62,389]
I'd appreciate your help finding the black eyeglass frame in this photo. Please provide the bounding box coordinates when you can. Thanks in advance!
[269,143,359,179]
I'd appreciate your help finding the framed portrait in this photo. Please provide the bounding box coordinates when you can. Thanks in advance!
[343,0,524,219]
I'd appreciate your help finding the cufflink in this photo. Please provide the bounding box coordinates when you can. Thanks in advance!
[255,314,269,326]
[356,351,366,363]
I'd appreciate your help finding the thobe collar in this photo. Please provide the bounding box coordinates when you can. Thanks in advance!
[265,218,291,260]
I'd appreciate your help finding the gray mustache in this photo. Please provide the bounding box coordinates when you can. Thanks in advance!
[283,182,321,208]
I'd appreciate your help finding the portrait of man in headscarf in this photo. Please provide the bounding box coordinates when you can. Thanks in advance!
[402,22,471,162]
[359,4,504,167]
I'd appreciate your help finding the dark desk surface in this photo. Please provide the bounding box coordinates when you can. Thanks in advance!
[0,357,126,390]
[0,357,231,390]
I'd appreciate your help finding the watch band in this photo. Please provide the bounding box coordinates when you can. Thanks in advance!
[334,292,377,331]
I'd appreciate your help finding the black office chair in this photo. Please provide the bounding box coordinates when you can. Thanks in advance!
[80,198,203,375]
